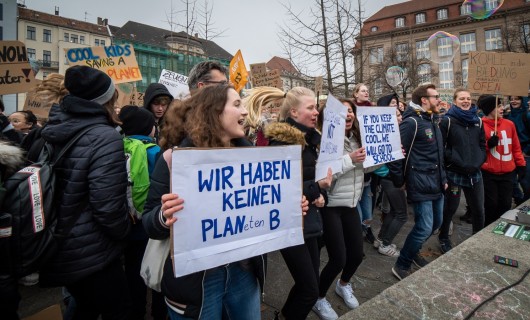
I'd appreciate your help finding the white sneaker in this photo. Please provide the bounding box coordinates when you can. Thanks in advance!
[335,279,359,309]
[378,244,400,257]
[18,272,39,286]
[312,297,338,320]
[373,237,382,248]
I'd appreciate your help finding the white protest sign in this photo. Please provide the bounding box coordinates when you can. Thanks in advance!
[171,146,303,277]
[315,94,347,181]
[356,107,403,168]
[158,69,190,99]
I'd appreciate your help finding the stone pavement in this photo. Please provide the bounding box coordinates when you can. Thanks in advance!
[19,200,470,319]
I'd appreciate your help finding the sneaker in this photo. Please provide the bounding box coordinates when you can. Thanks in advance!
[335,279,359,309]
[448,221,454,236]
[378,244,400,257]
[439,239,453,254]
[18,272,39,286]
[392,265,410,281]
[373,237,382,248]
[364,227,375,244]
[312,298,338,320]
[412,254,429,268]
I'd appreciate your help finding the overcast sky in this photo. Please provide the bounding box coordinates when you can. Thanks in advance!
[23,0,404,73]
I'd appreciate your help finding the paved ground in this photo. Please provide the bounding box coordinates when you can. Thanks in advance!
[18,198,470,319]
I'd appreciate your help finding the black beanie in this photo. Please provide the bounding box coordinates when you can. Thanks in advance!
[64,66,115,105]
[119,105,156,136]
[477,95,498,116]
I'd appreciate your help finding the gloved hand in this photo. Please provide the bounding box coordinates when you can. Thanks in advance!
[517,166,526,181]
[0,114,10,131]
[487,134,499,149]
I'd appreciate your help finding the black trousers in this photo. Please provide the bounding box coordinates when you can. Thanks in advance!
[280,237,320,320]
[482,170,514,226]
[319,206,364,297]
[66,258,131,320]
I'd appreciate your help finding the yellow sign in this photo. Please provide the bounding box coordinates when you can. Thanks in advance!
[0,41,38,95]
[229,50,248,92]
[66,44,142,84]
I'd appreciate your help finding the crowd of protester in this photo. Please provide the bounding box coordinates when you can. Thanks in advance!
[1,60,529,320]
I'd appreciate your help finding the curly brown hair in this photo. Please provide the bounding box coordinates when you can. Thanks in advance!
[159,84,234,149]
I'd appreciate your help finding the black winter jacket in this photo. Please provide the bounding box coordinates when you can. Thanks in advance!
[440,115,486,175]
[39,95,130,286]
[143,83,173,142]
[142,137,265,319]
[264,117,324,239]
[387,105,446,202]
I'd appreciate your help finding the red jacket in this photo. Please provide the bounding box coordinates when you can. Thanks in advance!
[481,117,525,174]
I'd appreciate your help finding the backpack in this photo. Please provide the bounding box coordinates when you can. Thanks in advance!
[124,137,157,219]
[0,125,101,277]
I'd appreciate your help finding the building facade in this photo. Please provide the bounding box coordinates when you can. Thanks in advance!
[353,0,530,100]
[112,21,232,93]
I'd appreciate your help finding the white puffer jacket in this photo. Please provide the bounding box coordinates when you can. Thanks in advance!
[327,134,365,208]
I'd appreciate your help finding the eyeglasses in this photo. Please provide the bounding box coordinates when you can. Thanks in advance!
[202,80,229,85]
[424,95,440,99]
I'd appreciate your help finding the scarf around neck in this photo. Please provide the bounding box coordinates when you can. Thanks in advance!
[446,105,480,126]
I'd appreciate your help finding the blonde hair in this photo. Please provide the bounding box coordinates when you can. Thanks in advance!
[352,83,367,101]
[34,73,68,105]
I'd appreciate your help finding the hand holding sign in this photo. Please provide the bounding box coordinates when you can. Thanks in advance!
[301,196,309,216]
[317,168,333,189]
[161,193,184,226]
[349,147,366,163]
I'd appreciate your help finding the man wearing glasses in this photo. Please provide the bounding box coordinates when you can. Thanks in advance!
[187,61,229,95]
[388,84,447,280]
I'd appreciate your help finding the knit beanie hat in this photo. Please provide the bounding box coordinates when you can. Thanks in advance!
[119,105,156,136]
[64,66,116,105]
[477,95,498,116]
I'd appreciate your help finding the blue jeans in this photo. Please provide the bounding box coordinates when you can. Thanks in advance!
[358,184,373,228]
[167,263,260,320]
[396,196,444,270]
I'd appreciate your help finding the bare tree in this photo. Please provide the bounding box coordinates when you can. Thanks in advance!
[197,0,228,40]
[502,16,530,53]
[277,0,360,96]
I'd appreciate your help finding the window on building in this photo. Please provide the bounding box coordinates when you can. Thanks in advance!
[95,39,100,46]
[459,32,476,54]
[437,36,454,58]
[369,47,383,64]
[485,28,502,50]
[27,26,36,40]
[80,35,85,44]
[371,26,378,32]
[150,57,157,68]
[460,4,472,15]
[439,62,454,89]
[0,4,3,21]
[42,71,49,79]
[374,79,383,95]
[100,40,106,46]
[416,40,430,60]
[415,13,426,24]
[64,32,69,42]
[418,64,431,84]
[43,29,51,43]
[461,59,469,87]
[521,24,530,46]
[140,55,147,66]
[485,0,499,11]
[43,50,51,67]
[396,43,409,62]
[27,48,36,60]
[71,34,78,43]
[160,59,166,69]
[437,9,448,20]
[395,17,405,28]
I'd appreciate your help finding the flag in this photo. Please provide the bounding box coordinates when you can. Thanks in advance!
[229,50,248,92]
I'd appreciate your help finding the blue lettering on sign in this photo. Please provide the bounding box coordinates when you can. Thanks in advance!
[67,47,100,62]
[269,209,280,230]
[240,161,291,186]
[222,184,282,212]
[201,215,267,241]
[197,166,234,192]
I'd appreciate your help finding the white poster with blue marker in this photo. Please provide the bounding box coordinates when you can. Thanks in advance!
[356,107,403,168]
[315,94,347,181]
[171,146,303,277]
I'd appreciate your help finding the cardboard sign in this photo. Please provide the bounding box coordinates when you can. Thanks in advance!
[229,50,248,92]
[66,44,142,84]
[158,69,190,99]
[437,88,453,105]
[171,146,303,277]
[116,83,144,108]
[250,63,266,76]
[314,76,323,94]
[0,41,38,95]
[23,90,52,119]
[357,107,404,168]
[315,94,347,181]
[253,69,283,89]
[467,51,530,96]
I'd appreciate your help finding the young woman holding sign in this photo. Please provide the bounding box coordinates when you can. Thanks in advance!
[142,85,265,320]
